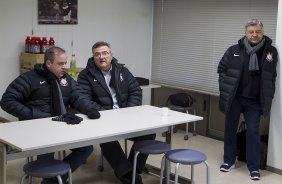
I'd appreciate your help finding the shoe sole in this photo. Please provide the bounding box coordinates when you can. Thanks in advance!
[220,165,235,172]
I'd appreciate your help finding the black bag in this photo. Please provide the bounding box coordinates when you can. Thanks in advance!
[236,121,268,169]
[237,121,246,162]
[168,93,194,107]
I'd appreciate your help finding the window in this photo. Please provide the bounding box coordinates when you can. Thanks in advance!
[151,0,278,95]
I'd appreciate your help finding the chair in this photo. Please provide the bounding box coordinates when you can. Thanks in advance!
[163,93,197,140]
[20,159,72,184]
[168,104,197,140]
[160,149,210,184]
[131,140,171,184]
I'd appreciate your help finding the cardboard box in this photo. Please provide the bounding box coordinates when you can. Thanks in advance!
[20,53,44,70]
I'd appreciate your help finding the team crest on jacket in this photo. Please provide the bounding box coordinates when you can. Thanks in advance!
[120,73,124,82]
[266,52,273,62]
[60,78,68,86]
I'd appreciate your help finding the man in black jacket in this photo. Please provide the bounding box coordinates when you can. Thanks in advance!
[218,19,278,180]
[0,46,100,184]
[77,41,155,184]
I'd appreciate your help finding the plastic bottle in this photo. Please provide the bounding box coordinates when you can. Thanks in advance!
[49,37,55,48]
[41,37,48,53]
[70,54,77,69]
[34,37,41,54]
[29,36,35,53]
[25,36,31,53]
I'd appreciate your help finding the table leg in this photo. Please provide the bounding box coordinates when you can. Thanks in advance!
[0,143,7,184]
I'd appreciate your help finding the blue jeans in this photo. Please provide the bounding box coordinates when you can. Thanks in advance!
[224,96,261,172]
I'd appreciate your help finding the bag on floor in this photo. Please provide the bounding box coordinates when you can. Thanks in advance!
[236,121,246,162]
[236,121,269,169]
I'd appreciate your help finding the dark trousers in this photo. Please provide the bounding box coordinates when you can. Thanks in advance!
[224,96,261,172]
[100,133,156,177]
[37,146,93,172]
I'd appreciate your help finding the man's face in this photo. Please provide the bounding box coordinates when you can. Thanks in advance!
[46,52,67,79]
[245,25,264,45]
[92,45,113,72]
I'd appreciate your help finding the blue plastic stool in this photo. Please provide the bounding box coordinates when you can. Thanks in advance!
[131,140,171,184]
[160,149,210,184]
[20,159,72,184]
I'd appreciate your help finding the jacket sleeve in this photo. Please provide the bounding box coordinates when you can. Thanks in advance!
[0,74,33,120]
[217,46,233,88]
[124,68,142,107]
[71,73,105,112]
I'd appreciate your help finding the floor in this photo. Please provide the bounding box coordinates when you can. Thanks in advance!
[7,131,282,184]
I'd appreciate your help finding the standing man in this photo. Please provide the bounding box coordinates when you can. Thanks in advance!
[0,46,100,184]
[77,41,156,184]
[218,19,278,180]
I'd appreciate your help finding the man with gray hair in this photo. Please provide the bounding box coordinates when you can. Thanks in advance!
[217,19,278,180]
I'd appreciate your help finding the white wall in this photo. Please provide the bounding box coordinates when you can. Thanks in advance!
[0,0,153,121]
[268,0,282,172]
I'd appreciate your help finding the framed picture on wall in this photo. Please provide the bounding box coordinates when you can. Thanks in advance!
[38,0,77,24]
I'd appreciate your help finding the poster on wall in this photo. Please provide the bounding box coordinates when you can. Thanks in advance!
[38,0,77,24]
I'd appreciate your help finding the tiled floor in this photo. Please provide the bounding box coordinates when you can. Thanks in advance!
[7,131,282,183]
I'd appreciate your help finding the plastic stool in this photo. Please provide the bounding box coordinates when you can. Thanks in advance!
[168,104,197,140]
[160,149,210,184]
[20,160,72,184]
[132,140,171,184]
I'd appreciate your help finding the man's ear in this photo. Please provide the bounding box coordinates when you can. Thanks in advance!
[45,60,51,68]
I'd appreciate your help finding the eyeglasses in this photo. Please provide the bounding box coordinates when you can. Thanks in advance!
[93,51,110,58]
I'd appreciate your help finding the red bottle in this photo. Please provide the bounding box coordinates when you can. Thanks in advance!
[29,36,36,53]
[41,37,48,53]
[25,36,31,53]
[49,37,55,48]
[34,37,41,54]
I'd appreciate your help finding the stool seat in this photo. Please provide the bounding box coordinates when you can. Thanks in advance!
[132,140,170,184]
[168,104,193,112]
[23,160,70,178]
[166,149,206,165]
[20,160,72,184]
[133,140,171,154]
[160,149,210,184]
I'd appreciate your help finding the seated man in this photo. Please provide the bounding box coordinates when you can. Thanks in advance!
[0,46,100,184]
[77,41,156,184]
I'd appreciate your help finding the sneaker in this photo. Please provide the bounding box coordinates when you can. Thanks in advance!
[220,163,235,172]
[250,171,260,180]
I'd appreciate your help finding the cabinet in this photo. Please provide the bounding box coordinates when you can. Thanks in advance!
[20,53,44,73]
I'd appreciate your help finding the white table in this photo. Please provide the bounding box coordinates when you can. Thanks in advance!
[0,105,202,184]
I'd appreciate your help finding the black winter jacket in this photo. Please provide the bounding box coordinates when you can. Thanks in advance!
[0,64,96,120]
[218,36,278,116]
[77,57,142,111]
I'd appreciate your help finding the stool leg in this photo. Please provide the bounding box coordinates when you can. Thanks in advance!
[56,175,63,184]
[20,174,27,184]
[204,161,210,184]
[124,139,128,157]
[174,163,180,184]
[166,160,171,184]
[191,165,194,184]
[98,150,104,172]
[184,110,189,140]
[184,122,189,140]
[160,156,166,184]
[193,109,197,136]
[132,151,140,184]
[68,168,73,184]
